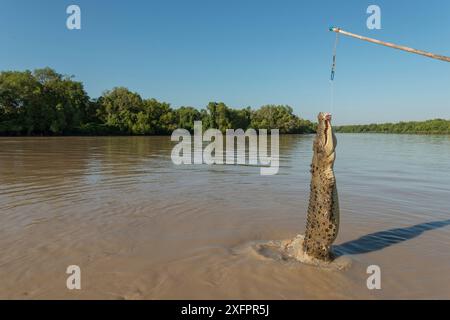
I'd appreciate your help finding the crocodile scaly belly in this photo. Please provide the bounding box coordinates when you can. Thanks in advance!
[303,173,340,261]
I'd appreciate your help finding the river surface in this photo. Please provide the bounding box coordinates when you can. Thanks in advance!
[0,134,449,299]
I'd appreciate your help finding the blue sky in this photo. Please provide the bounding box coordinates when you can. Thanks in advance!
[1,0,449,124]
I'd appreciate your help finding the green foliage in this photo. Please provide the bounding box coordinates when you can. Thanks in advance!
[335,119,450,134]
[0,68,316,135]
[251,105,315,134]
[203,102,253,133]
[4,68,449,136]
[0,68,90,135]
[97,87,144,134]
[176,106,202,132]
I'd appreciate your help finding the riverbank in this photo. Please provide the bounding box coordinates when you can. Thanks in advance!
[335,119,450,134]
[0,68,314,136]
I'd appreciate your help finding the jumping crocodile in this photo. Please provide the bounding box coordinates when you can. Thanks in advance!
[302,112,340,261]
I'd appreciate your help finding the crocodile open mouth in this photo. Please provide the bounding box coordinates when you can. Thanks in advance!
[323,113,331,146]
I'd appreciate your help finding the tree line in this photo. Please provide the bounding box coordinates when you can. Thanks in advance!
[335,119,450,134]
[0,68,315,136]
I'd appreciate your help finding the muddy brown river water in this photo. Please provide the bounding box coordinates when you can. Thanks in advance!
[0,134,449,299]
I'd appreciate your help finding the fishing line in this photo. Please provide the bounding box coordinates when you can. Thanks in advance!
[330,32,339,115]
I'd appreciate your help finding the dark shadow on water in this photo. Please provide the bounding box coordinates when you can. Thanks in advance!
[333,219,450,256]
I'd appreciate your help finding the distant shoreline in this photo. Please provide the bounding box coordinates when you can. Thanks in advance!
[1,131,449,138]
[0,68,314,136]
[336,132,450,135]
[2,68,448,137]
[335,119,450,135]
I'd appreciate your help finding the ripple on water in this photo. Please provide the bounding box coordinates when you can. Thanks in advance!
[1,135,450,299]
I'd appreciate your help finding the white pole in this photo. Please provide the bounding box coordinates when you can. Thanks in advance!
[329,27,450,63]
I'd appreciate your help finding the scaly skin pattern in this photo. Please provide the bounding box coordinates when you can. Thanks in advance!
[303,112,340,261]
